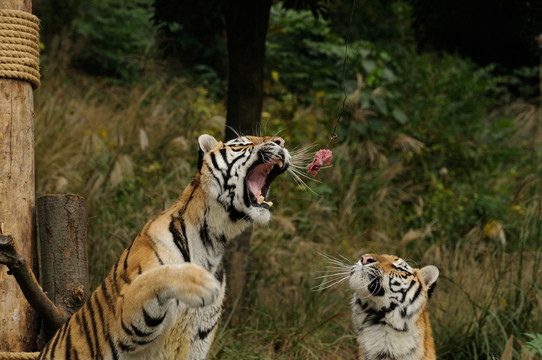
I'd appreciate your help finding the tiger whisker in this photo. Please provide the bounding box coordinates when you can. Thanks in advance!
[290,142,318,153]
[288,166,319,180]
[335,253,354,265]
[319,252,351,267]
[288,173,316,192]
[287,170,310,188]
[314,277,350,286]
[287,170,320,196]
[319,266,351,271]
[316,271,351,278]
[317,277,350,288]
[313,276,350,291]
[318,262,350,268]
[403,258,419,268]
[321,263,350,271]
[290,144,318,160]
[272,129,285,138]
[225,125,244,139]
[314,271,352,279]
[288,170,318,186]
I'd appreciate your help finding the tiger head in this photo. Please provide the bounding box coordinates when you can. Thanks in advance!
[349,254,439,313]
[197,134,291,225]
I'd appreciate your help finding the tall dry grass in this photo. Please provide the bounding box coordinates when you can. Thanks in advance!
[35,38,226,283]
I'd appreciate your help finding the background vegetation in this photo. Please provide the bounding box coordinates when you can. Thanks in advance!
[33,1,541,359]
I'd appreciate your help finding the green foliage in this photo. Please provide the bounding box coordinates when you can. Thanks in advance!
[73,0,156,79]
[326,0,407,54]
[153,0,226,76]
[399,57,507,242]
[327,48,536,247]
[35,0,80,44]
[525,333,542,355]
[266,4,396,102]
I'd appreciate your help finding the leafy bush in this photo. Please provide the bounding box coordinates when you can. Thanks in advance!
[73,0,156,79]
[153,0,226,78]
[265,4,397,103]
[525,333,542,355]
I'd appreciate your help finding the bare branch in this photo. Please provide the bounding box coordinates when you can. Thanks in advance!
[0,234,67,331]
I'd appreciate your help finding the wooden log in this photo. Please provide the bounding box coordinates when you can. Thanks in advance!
[0,0,38,352]
[37,194,89,336]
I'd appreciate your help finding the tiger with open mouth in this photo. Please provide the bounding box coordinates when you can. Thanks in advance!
[38,134,291,360]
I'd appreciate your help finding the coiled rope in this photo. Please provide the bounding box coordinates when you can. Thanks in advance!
[0,352,39,360]
[0,9,40,89]
[0,10,41,359]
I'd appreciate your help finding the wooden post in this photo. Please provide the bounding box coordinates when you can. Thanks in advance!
[37,194,89,337]
[0,0,38,351]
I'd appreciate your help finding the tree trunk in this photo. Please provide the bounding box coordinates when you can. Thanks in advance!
[0,0,38,352]
[223,0,271,139]
[222,226,252,325]
[37,194,89,337]
[222,0,272,326]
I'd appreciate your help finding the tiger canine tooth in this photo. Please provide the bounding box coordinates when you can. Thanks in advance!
[257,190,265,204]
[255,190,271,206]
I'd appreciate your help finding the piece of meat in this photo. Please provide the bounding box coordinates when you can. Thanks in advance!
[307,149,333,176]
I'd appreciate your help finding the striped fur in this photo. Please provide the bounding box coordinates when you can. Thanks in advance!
[38,134,291,360]
[349,254,439,360]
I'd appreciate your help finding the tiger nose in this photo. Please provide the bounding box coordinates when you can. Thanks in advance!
[361,255,375,264]
[272,137,285,147]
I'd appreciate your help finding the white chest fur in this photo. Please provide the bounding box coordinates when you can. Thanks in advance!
[357,323,424,360]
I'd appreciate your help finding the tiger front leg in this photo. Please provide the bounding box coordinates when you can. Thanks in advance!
[117,263,221,348]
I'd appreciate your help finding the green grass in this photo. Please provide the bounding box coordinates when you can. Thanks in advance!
[35,45,542,359]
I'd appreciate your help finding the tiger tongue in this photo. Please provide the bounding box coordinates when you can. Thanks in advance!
[248,177,265,201]
[247,162,273,203]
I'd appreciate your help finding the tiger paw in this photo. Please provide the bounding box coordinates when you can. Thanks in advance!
[179,263,221,308]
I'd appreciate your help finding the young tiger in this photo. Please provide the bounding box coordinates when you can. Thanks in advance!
[38,134,291,360]
[349,254,439,360]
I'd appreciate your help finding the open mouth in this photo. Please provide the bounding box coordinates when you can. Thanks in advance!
[245,156,287,209]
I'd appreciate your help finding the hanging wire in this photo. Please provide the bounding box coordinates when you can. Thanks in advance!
[327,0,356,149]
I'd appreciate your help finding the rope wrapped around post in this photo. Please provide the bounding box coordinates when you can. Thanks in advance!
[0,9,40,89]
[0,352,39,360]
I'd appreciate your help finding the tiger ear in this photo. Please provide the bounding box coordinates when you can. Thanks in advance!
[198,134,219,153]
[420,265,439,289]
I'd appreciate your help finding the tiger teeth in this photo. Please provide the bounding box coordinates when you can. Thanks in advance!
[256,190,272,207]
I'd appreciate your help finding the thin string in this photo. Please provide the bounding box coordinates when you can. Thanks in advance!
[327,0,356,149]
